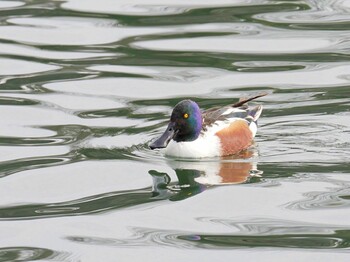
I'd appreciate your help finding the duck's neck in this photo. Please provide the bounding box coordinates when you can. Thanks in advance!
[174,121,202,142]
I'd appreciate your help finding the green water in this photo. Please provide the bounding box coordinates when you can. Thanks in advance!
[0,0,350,261]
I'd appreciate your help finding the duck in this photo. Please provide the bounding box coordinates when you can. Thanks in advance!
[149,93,266,158]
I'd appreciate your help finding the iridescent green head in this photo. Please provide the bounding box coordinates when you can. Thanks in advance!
[149,100,203,149]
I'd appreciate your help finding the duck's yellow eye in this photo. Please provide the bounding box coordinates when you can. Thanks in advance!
[183,113,189,119]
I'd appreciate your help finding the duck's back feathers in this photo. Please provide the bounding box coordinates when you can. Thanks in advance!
[199,93,266,156]
[202,92,266,130]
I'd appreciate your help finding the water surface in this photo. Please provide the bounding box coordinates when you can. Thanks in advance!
[0,0,350,261]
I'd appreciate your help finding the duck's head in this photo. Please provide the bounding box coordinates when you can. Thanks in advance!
[149,100,203,149]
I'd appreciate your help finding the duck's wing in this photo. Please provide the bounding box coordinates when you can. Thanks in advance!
[202,92,267,129]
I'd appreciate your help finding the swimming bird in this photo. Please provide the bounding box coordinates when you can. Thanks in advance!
[149,93,266,158]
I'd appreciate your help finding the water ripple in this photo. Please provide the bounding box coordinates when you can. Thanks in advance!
[0,187,159,220]
[0,0,350,258]
[0,154,75,178]
[66,218,350,249]
[255,0,350,30]
[0,246,72,262]
[286,174,350,210]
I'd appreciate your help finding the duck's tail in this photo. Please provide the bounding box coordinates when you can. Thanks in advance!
[233,92,267,122]
[232,92,268,108]
[248,105,263,122]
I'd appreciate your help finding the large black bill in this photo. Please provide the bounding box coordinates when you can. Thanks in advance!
[149,122,176,149]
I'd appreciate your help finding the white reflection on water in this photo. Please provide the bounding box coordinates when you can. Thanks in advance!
[0,145,69,162]
[62,0,254,16]
[44,64,350,99]
[0,17,169,45]
[133,37,334,53]
[0,43,115,60]
[0,106,140,128]
[4,93,124,110]
[0,1,23,9]
[255,0,350,23]
[0,58,59,75]
[0,161,156,205]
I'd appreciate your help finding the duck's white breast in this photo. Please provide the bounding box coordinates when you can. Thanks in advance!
[163,122,228,158]
[164,134,221,158]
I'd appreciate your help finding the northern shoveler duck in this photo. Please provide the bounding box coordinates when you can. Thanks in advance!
[149,93,266,158]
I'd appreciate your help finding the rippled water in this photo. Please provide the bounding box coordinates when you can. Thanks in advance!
[0,0,350,261]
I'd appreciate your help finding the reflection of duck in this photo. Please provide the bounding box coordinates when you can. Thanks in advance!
[149,93,266,158]
[0,154,261,220]
[150,150,262,201]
